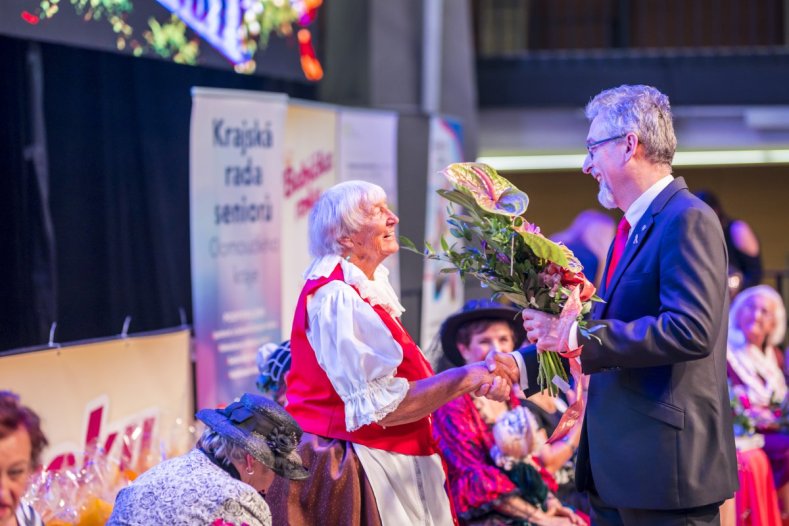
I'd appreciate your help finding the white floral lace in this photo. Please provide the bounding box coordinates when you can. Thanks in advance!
[304,255,405,318]
[344,374,410,432]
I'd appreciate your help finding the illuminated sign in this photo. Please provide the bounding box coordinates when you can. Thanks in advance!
[157,0,248,64]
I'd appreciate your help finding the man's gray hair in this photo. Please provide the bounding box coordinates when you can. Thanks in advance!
[308,180,387,257]
[585,84,677,167]
[196,428,247,465]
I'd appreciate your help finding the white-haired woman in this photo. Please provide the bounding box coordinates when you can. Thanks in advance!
[727,285,789,517]
[107,393,308,526]
[267,180,510,526]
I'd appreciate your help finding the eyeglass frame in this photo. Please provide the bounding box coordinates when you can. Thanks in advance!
[585,133,627,159]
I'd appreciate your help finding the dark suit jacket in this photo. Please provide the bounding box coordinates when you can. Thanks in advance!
[518,177,738,510]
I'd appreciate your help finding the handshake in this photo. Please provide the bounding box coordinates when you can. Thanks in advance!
[465,351,521,402]
[463,308,576,402]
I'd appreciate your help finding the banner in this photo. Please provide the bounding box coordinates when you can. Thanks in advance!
[280,101,337,337]
[0,329,192,472]
[420,116,465,351]
[190,88,286,408]
[336,108,400,295]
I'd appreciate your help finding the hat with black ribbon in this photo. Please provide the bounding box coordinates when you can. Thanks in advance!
[196,392,309,480]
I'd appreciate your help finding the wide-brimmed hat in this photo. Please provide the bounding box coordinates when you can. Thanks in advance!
[440,299,525,367]
[196,393,309,480]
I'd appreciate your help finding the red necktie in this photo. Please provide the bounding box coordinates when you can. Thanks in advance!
[606,217,631,287]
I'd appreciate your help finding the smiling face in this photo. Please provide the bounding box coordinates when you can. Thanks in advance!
[583,116,626,210]
[343,199,399,277]
[0,427,33,526]
[457,321,516,364]
[736,293,778,348]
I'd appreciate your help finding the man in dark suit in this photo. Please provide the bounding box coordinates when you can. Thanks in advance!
[489,85,738,525]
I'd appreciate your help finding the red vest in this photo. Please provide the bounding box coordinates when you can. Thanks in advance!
[285,264,437,456]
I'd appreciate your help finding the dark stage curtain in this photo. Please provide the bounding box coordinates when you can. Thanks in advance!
[0,35,315,350]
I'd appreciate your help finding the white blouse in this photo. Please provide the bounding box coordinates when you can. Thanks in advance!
[304,255,409,432]
[727,342,788,407]
[303,255,454,526]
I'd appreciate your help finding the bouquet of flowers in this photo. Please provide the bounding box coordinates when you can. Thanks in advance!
[403,162,602,396]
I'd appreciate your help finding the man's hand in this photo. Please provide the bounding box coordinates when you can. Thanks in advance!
[522,309,573,352]
[484,350,520,383]
[473,372,511,401]
[466,362,512,401]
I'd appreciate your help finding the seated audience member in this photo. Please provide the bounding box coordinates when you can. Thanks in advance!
[550,210,615,288]
[727,285,789,519]
[433,300,585,526]
[107,393,308,526]
[696,190,763,295]
[523,383,588,516]
[257,340,292,406]
[0,392,48,526]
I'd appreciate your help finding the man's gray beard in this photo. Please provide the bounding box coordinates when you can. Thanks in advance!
[597,181,617,210]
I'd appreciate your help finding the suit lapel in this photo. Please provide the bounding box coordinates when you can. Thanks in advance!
[596,177,689,318]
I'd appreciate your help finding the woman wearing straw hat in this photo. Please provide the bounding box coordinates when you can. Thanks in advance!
[107,393,308,526]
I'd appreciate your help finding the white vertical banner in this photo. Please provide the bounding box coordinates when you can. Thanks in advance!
[190,88,287,409]
[336,108,400,295]
[280,101,338,338]
[420,116,465,351]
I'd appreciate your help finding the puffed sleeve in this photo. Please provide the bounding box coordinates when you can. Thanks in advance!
[306,281,409,432]
[433,395,518,515]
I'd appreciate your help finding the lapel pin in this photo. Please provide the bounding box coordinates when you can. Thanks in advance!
[633,234,639,244]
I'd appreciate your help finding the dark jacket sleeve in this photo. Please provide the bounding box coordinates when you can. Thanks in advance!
[515,343,570,397]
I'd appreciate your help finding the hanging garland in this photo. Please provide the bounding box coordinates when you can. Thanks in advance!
[21,0,323,79]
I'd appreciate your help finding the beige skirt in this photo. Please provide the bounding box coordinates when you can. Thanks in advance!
[266,432,383,526]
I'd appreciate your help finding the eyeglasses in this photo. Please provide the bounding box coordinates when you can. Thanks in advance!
[586,133,626,159]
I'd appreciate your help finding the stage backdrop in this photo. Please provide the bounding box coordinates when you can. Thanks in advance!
[420,116,465,352]
[279,100,337,338]
[0,329,192,472]
[190,88,286,408]
[336,108,401,295]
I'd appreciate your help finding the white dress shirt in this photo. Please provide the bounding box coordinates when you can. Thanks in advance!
[564,177,674,360]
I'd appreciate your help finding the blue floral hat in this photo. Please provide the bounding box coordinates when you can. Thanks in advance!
[196,393,309,480]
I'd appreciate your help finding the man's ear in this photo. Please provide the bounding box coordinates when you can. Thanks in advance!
[623,132,639,161]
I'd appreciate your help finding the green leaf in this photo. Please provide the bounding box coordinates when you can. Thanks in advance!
[398,235,418,253]
[440,236,449,252]
[493,291,529,308]
[425,241,435,255]
[520,232,570,267]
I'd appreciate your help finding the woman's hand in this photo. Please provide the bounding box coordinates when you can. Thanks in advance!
[546,494,585,525]
[465,362,512,401]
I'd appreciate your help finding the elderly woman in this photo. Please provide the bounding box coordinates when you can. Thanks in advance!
[268,180,509,526]
[727,285,789,517]
[0,392,48,526]
[107,393,308,526]
[432,301,585,526]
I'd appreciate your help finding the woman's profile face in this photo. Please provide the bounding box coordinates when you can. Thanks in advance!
[347,200,400,264]
[736,294,777,348]
[0,426,33,525]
